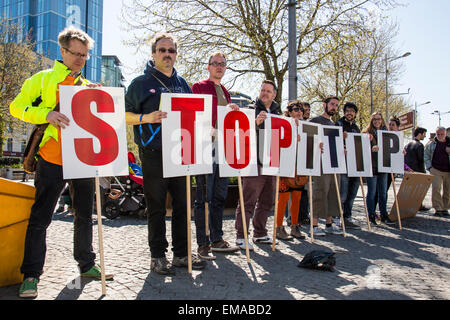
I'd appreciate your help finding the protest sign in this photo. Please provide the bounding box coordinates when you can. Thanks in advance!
[378,130,404,174]
[160,93,213,178]
[388,172,433,221]
[321,125,346,174]
[261,115,297,177]
[345,133,373,177]
[217,107,258,177]
[297,121,322,176]
[59,86,128,180]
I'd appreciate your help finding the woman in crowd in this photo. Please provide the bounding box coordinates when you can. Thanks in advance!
[362,112,389,225]
[275,100,307,240]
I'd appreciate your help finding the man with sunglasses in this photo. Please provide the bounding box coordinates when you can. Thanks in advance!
[191,51,240,260]
[335,102,361,229]
[10,26,110,299]
[125,33,206,275]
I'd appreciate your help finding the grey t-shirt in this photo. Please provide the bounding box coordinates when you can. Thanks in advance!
[309,115,334,126]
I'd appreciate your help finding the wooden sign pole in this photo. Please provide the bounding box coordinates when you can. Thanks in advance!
[391,173,402,230]
[272,176,280,251]
[359,177,372,231]
[333,174,346,237]
[309,176,314,243]
[237,177,251,262]
[94,177,107,296]
[186,176,192,273]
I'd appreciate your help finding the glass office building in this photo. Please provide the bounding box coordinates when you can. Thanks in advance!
[0,0,103,82]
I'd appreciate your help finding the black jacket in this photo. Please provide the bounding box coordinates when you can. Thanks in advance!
[335,116,360,133]
[125,61,192,150]
[404,138,425,173]
[247,98,281,165]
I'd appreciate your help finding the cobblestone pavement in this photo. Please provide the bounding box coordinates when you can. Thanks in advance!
[1,180,449,300]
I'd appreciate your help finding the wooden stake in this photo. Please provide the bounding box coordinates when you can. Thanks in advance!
[309,176,314,243]
[186,176,192,273]
[391,173,402,230]
[333,174,346,237]
[272,176,280,251]
[237,177,250,262]
[94,177,107,296]
[359,177,372,231]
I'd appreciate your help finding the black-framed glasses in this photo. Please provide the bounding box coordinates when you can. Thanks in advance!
[63,47,90,60]
[292,107,303,112]
[157,47,177,54]
[209,62,226,67]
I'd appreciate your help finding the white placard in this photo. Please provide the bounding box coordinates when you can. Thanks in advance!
[377,130,404,174]
[161,93,213,178]
[345,133,373,177]
[261,115,297,177]
[297,121,322,176]
[217,106,258,177]
[321,125,347,174]
[60,86,128,179]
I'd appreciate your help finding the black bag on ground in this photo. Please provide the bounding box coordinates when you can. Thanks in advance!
[297,250,336,272]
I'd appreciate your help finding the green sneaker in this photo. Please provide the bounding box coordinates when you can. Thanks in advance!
[19,277,38,299]
[80,265,114,280]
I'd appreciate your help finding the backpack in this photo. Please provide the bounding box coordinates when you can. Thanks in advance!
[297,250,336,272]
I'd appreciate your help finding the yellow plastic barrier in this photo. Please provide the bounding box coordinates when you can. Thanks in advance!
[0,178,35,287]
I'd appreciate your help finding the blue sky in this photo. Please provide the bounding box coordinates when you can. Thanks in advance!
[102,0,450,136]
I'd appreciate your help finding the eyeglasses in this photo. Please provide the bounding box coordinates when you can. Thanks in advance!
[209,62,227,67]
[157,47,177,54]
[63,47,90,60]
[292,107,303,112]
[373,118,382,121]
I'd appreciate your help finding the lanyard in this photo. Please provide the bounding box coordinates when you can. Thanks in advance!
[139,114,161,147]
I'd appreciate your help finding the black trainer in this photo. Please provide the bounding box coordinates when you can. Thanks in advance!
[369,215,378,226]
[381,216,396,225]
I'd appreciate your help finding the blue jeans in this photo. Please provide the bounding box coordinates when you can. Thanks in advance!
[194,163,229,246]
[340,174,360,219]
[366,173,388,218]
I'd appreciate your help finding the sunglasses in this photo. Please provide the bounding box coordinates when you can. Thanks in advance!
[292,107,303,112]
[157,47,177,54]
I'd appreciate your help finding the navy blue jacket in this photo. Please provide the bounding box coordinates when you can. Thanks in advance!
[125,61,192,150]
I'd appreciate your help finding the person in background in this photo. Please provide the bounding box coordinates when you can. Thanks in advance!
[191,51,240,260]
[234,80,281,250]
[308,96,343,236]
[424,126,450,217]
[335,102,361,229]
[10,26,111,299]
[276,100,306,241]
[362,112,390,225]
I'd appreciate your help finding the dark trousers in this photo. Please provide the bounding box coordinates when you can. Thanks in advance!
[194,163,229,246]
[340,174,360,218]
[140,147,187,258]
[299,189,310,221]
[235,167,276,239]
[21,158,95,279]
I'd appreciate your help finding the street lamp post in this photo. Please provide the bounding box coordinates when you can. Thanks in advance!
[431,110,450,127]
[385,52,411,120]
[412,101,431,137]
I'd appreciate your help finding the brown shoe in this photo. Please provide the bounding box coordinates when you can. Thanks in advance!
[290,224,306,239]
[211,240,240,253]
[197,245,216,260]
[276,226,293,241]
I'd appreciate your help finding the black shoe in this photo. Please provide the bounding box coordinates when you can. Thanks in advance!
[434,211,444,217]
[369,216,378,226]
[441,210,449,217]
[419,206,430,212]
[343,218,361,230]
[381,216,396,225]
[301,217,310,225]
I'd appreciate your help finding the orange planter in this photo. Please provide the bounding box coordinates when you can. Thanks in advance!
[0,178,35,287]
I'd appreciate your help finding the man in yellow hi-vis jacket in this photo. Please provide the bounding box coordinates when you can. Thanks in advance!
[10,26,112,299]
